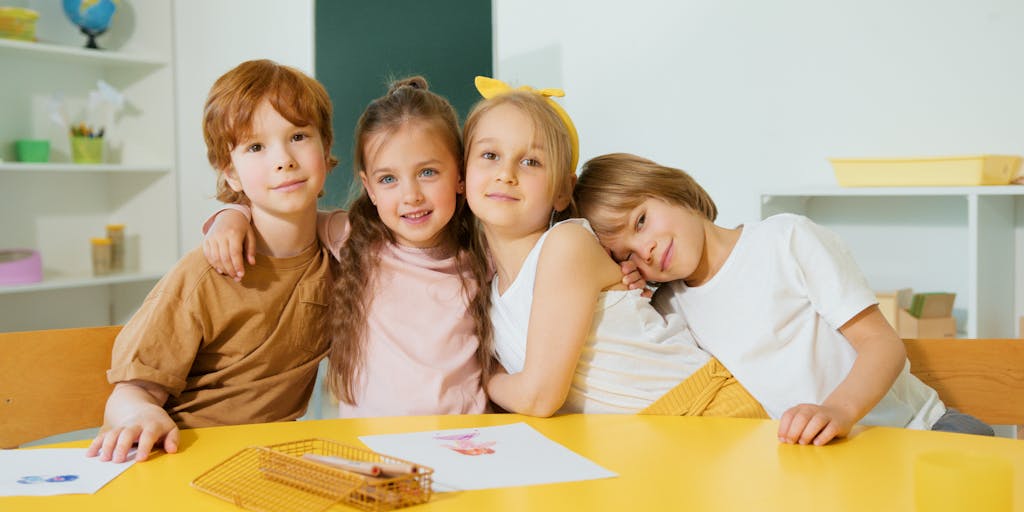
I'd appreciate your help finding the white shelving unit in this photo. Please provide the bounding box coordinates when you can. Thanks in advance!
[0,271,166,295]
[0,162,170,174]
[761,186,1023,338]
[0,2,178,331]
[0,36,166,66]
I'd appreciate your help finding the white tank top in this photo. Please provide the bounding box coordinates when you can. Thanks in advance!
[489,218,711,413]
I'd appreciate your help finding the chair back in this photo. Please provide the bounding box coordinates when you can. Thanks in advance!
[905,338,1024,426]
[0,325,120,448]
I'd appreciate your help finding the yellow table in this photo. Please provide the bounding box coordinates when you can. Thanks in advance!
[3,414,1022,511]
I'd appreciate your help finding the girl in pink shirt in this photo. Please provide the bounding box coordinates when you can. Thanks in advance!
[202,77,493,417]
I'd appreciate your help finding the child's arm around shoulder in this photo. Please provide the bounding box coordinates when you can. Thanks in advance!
[486,222,624,417]
[319,209,351,261]
[85,380,178,463]
[202,205,254,280]
[202,206,348,278]
[777,305,906,445]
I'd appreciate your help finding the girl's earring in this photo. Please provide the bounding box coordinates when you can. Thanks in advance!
[548,208,557,228]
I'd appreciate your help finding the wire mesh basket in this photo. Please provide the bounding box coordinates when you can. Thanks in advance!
[191,438,433,512]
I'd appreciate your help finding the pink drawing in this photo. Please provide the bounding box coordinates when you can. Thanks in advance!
[434,431,496,456]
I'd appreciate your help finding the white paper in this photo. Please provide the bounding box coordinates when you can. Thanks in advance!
[0,449,135,497]
[359,422,616,491]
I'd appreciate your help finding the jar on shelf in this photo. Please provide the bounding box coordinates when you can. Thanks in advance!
[106,224,125,272]
[91,237,112,276]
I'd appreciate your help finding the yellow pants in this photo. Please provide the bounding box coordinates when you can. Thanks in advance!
[639,358,768,419]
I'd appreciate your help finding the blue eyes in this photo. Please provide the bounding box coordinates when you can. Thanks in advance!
[377,169,439,185]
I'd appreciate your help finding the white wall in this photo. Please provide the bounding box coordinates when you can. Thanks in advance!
[492,0,1024,228]
[173,0,315,252]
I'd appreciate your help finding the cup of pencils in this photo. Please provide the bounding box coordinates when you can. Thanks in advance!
[70,123,104,164]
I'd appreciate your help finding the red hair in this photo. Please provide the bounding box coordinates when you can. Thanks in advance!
[202,59,337,203]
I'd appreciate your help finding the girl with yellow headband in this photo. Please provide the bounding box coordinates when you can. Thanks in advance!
[464,77,767,418]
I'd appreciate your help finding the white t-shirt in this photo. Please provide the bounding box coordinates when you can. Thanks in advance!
[654,214,946,429]
[490,218,712,414]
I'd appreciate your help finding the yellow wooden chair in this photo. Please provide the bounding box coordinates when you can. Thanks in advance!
[905,338,1024,433]
[0,325,121,448]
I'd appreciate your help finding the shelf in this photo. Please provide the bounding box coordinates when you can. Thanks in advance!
[0,38,166,67]
[761,185,1024,198]
[0,162,171,174]
[0,2,177,332]
[760,187,1021,338]
[0,271,164,295]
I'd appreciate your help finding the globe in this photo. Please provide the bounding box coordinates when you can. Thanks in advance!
[62,0,118,49]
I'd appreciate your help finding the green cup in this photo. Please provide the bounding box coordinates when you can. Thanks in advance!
[15,139,50,162]
[70,136,103,164]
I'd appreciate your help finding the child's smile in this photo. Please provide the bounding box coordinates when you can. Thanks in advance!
[604,197,708,284]
[225,100,327,220]
[401,209,433,224]
[466,104,554,238]
[360,120,462,248]
[271,178,309,193]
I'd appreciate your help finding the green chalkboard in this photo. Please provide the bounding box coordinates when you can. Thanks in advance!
[314,1,492,209]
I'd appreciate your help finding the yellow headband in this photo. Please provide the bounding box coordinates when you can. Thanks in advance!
[474,76,580,172]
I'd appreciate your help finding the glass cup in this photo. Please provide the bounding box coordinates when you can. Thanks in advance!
[914,450,1013,511]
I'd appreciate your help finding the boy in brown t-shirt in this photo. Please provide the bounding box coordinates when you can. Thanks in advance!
[86,59,337,463]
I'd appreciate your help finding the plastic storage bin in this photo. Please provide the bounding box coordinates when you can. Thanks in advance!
[70,136,104,164]
[0,7,38,41]
[830,155,1021,187]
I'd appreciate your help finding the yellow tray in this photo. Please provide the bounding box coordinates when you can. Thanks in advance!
[829,155,1021,187]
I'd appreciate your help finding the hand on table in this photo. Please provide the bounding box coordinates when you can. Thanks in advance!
[86,404,179,463]
[777,403,855,446]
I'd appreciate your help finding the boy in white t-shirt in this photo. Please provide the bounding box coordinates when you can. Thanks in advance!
[574,152,992,445]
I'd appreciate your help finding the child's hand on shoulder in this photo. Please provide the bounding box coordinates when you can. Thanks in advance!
[86,404,179,463]
[202,209,255,281]
[777,403,855,446]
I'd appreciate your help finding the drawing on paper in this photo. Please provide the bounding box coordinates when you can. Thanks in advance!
[17,475,80,484]
[434,431,496,456]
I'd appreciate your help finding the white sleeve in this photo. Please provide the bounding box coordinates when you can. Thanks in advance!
[788,216,877,330]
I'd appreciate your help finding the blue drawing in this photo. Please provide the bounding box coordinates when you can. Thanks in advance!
[17,474,79,484]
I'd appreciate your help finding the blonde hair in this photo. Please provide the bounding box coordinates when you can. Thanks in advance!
[463,91,578,220]
[575,153,717,240]
[328,76,493,405]
[202,59,337,204]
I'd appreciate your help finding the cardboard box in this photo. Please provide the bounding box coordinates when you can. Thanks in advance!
[909,292,955,318]
[898,309,956,339]
[876,289,912,331]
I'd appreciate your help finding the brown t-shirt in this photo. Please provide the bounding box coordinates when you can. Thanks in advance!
[108,243,331,428]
